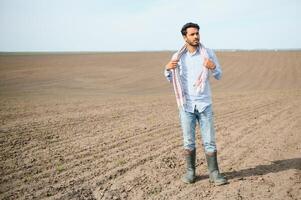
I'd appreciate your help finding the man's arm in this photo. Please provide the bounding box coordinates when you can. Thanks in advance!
[204,49,222,80]
[164,68,173,82]
[163,54,179,83]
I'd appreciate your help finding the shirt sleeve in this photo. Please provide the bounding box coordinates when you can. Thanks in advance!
[209,49,222,80]
[164,68,173,83]
[163,52,178,83]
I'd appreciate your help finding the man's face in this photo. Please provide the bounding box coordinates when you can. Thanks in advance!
[183,27,200,46]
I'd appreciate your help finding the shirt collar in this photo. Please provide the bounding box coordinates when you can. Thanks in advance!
[187,46,200,57]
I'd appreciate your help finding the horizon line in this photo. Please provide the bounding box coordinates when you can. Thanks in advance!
[1,48,301,55]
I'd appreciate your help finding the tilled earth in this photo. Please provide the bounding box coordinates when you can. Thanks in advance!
[0,51,300,199]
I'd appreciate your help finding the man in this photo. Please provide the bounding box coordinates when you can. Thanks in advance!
[164,22,227,185]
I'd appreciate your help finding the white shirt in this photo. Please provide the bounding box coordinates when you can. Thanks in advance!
[164,47,222,113]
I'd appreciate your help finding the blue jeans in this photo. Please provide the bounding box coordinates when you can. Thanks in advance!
[179,105,217,153]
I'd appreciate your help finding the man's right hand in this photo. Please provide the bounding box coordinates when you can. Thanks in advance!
[165,60,179,70]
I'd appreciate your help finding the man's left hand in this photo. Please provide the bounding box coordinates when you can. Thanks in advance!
[204,58,216,70]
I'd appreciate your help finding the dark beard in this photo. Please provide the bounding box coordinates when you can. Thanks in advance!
[187,40,199,47]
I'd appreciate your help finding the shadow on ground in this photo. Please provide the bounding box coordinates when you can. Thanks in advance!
[195,158,301,182]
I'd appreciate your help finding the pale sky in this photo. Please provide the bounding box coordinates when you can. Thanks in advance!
[0,0,300,52]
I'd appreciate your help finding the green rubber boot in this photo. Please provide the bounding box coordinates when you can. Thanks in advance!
[182,148,196,184]
[205,152,228,186]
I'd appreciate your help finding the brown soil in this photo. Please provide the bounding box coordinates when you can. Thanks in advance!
[0,51,300,200]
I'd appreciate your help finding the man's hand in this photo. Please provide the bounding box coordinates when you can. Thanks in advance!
[204,58,216,70]
[165,60,179,70]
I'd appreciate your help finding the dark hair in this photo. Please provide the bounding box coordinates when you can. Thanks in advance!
[181,22,200,36]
